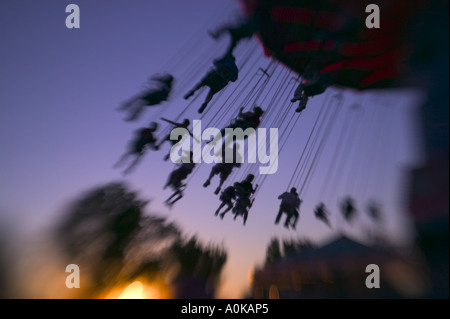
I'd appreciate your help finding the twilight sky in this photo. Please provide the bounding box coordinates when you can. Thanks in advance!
[0,0,425,298]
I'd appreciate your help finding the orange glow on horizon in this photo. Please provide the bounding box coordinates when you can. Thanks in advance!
[103,279,172,299]
[118,281,144,299]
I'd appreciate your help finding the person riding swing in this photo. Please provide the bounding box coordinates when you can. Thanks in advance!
[232,174,258,226]
[113,122,159,175]
[184,53,239,114]
[119,73,174,121]
[275,188,302,230]
[164,152,195,207]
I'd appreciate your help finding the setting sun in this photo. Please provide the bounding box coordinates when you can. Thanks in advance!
[102,279,172,299]
[118,281,144,299]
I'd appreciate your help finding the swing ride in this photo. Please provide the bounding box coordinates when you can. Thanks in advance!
[113,0,442,230]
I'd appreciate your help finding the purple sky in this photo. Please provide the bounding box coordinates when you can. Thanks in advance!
[0,0,425,298]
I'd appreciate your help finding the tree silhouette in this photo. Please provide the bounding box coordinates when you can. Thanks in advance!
[167,236,227,298]
[282,238,314,257]
[265,238,282,265]
[0,224,10,298]
[55,182,150,292]
[54,181,227,298]
[264,237,315,265]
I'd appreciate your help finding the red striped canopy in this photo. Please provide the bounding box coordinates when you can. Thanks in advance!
[239,0,429,89]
